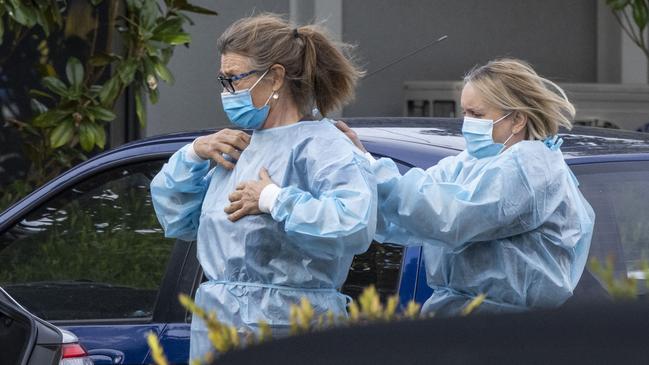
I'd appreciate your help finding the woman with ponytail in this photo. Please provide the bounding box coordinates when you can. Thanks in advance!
[150,14,376,360]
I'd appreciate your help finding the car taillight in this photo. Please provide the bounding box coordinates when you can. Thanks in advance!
[60,343,94,365]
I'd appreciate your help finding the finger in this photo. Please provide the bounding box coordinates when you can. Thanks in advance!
[235,182,246,190]
[228,208,246,222]
[212,153,235,170]
[233,130,251,144]
[335,120,350,132]
[224,201,243,214]
[222,143,242,161]
[225,130,251,150]
[228,191,242,202]
[259,167,271,181]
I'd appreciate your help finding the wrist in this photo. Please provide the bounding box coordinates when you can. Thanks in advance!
[187,138,207,162]
[259,183,281,214]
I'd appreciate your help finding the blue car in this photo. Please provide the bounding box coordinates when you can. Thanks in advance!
[1,117,647,364]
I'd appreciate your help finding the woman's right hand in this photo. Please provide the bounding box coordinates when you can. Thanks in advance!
[193,129,251,170]
[335,120,367,153]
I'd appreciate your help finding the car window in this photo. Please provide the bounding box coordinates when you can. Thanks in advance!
[572,161,649,294]
[0,160,176,321]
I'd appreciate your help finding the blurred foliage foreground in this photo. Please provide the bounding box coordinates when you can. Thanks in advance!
[147,286,486,365]
[145,256,649,365]
[0,0,216,211]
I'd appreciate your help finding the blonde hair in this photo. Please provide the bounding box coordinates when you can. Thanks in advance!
[217,13,364,117]
[463,58,575,140]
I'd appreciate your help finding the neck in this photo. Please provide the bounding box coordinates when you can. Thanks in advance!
[261,96,302,129]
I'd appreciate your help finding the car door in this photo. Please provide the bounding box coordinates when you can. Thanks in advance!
[0,287,62,365]
[0,159,193,364]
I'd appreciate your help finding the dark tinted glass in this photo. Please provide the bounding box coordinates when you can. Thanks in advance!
[0,161,176,320]
[573,161,649,295]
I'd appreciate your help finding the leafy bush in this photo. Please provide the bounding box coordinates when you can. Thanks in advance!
[0,0,217,210]
[147,286,486,365]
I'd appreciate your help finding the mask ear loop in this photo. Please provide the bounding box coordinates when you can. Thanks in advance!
[251,68,276,107]
[493,111,513,125]
[249,68,270,91]
[497,111,516,149]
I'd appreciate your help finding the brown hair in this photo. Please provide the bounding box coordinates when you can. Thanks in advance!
[464,58,576,139]
[217,13,364,117]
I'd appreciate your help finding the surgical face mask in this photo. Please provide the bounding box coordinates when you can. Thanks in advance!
[221,69,273,129]
[461,112,514,158]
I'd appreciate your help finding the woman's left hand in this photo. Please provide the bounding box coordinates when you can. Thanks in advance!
[225,168,275,222]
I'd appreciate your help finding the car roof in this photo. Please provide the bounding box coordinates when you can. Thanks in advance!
[130,117,649,153]
[121,117,649,168]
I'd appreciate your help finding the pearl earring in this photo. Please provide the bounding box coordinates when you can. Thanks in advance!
[272,92,279,100]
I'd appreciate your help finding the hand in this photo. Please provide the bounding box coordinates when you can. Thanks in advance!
[335,120,367,153]
[224,168,275,222]
[193,129,251,170]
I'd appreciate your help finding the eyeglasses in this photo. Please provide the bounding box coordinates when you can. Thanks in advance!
[218,70,261,94]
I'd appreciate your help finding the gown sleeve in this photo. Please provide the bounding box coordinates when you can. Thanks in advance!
[270,144,377,257]
[150,143,214,242]
[372,152,559,249]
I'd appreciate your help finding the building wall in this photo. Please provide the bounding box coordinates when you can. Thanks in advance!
[342,0,598,117]
[144,0,635,136]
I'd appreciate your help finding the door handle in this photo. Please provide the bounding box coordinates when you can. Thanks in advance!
[87,349,125,364]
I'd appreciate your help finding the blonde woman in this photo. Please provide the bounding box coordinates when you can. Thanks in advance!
[339,58,595,316]
[151,14,376,361]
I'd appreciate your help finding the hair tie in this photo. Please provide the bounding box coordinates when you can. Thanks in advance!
[293,28,299,38]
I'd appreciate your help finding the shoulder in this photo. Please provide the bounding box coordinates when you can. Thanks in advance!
[292,119,361,158]
[506,140,573,186]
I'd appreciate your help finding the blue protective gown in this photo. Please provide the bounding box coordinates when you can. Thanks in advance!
[150,120,377,360]
[372,138,595,316]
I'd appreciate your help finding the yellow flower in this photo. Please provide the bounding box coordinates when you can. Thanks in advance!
[146,332,169,365]
[461,294,486,316]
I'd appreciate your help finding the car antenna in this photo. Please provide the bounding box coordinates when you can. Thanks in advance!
[362,35,448,80]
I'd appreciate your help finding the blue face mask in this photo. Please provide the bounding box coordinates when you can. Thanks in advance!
[221,69,273,129]
[461,113,513,159]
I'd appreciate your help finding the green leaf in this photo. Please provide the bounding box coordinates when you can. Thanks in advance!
[32,110,70,127]
[50,120,74,148]
[153,61,174,84]
[79,123,96,151]
[135,87,146,127]
[175,0,218,15]
[42,76,69,97]
[8,0,37,27]
[608,0,632,11]
[152,17,183,36]
[66,57,84,90]
[87,106,116,121]
[125,0,144,11]
[90,0,104,6]
[91,123,106,149]
[29,89,55,100]
[89,52,122,67]
[35,7,50,35]
[151,32,191,45]
[117,60,138,84]
[140,0,159,30]
[30,99,48,114]
[0,12,5,46]
[632,0,649,31]
[99,76,121,105]
[148,87,159,104]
